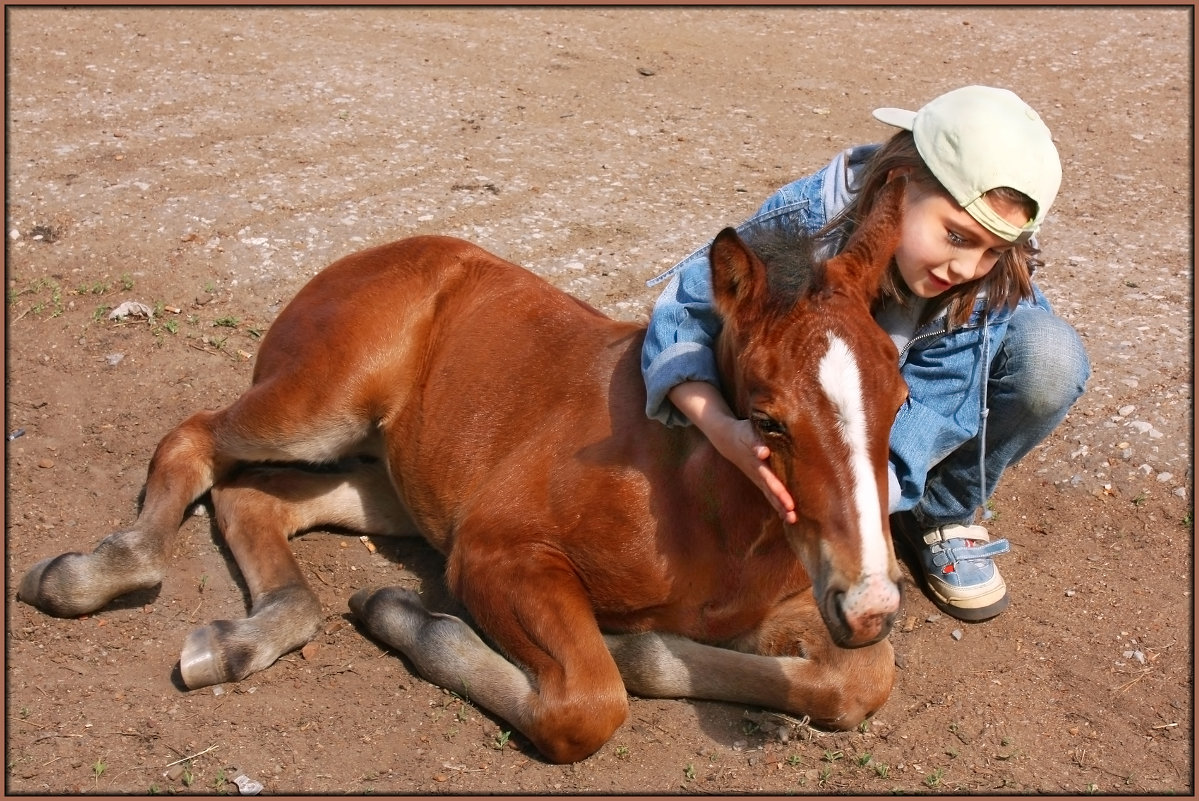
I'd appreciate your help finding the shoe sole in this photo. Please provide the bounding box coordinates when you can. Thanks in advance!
[924,580,1009,622]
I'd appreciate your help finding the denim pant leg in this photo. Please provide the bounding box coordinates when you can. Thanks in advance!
[912,305,1091,528]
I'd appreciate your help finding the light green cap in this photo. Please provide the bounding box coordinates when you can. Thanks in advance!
[873,85,1062,244]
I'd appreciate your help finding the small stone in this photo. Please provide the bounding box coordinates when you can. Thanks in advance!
[301,642,321,660]
[234,775,263,795]
[951,629,963,641]
[37,458,54,469]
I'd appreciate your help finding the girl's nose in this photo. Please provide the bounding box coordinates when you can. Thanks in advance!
[946,258,975,283]
[948,251,991,283]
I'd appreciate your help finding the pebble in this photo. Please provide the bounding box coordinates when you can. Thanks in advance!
[951,629,963,641]
[37,458,54,469]
[234,774,263,795]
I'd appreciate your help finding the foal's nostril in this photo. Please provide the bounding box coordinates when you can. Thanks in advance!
[830,580,899,647]
[828,589,853,643]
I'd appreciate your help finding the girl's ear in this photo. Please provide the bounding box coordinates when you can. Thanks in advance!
[886,166,914,183]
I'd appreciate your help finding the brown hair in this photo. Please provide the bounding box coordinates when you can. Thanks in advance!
[819,130,1041,328]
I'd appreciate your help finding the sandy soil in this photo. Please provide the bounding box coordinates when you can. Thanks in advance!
[4,7,1193,795]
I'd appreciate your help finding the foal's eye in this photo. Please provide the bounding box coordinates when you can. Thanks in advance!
[751,412,788,438]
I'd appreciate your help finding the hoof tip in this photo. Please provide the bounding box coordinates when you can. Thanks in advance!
[179,627,227,689]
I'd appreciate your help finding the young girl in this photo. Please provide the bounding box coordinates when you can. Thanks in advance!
[641,85,1090,622]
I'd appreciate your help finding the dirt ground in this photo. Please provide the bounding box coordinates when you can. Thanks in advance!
[4,7,1193,795]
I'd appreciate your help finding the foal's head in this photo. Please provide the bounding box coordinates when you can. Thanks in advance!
[710,179,909,648]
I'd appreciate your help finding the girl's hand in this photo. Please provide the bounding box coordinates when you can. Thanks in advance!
[708,417,798,524]
[667,382,798,524]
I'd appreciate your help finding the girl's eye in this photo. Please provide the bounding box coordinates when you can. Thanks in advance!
[947,230,968,247]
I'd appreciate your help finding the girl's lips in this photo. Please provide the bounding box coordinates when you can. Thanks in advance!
[927,271,953,291]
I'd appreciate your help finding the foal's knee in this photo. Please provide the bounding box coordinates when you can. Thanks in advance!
[806,640,895,731]
[533,689,628,764]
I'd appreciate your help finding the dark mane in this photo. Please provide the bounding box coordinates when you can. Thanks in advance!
[738,220,828,310]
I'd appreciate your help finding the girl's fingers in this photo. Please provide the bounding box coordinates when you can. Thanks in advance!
[756,463,796,523]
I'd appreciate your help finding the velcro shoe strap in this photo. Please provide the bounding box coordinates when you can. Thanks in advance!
[922,523,993,546]
[946,538,1011,562]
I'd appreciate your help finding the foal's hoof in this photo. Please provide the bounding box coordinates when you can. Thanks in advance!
[18,554,96,618]
[348,586,429,650]
[179,625,231,689]
[348,586,423,622]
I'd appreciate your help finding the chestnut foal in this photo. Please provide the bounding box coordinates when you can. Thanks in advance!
[20,181,909,764]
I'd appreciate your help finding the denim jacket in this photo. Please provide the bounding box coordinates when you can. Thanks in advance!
[640,144,1054,513]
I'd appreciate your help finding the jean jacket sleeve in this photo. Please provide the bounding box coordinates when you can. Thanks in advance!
[640,164,851,425]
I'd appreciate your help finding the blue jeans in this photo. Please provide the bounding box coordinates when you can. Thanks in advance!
[910,304,1091,528]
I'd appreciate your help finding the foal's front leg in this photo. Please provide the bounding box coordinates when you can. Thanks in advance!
[604,590,894,730]
[351,534,630,764]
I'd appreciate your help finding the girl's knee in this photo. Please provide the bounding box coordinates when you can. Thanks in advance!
[999,309,1090,415]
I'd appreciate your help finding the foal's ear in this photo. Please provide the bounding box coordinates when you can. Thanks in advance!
[825,177,905,304]
[710,227,768,321]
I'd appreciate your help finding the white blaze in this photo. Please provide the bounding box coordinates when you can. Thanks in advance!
[817,332,888,579]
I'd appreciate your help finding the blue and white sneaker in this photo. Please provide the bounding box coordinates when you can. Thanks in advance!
[894,516,1011,621]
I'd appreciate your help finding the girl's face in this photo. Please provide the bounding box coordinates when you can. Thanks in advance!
[891,177,1027,299]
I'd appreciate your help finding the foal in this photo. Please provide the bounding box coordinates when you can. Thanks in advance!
[20,180,909,763]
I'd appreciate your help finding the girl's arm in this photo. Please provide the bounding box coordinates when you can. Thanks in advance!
[668,381,798,524]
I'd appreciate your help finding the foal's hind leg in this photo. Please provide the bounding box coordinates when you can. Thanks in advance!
[18,376,373,619]
[19,410,226,617]
[605,590,894,730]
[182,461,413,689]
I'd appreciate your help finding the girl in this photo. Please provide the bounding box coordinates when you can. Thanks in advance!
[641,86,1090,621]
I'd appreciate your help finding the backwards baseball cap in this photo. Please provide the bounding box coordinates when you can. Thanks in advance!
[872,85,1061,244]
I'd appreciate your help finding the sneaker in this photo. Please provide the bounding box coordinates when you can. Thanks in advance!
[893,514,1011,621]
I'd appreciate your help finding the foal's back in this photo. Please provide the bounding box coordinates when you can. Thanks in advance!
[259,235,802,637]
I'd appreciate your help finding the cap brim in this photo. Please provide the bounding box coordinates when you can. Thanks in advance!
[872,107,916,130]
